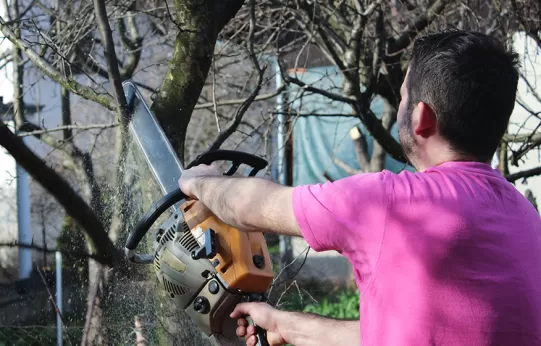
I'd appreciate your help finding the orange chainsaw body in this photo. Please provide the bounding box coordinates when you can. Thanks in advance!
[180,199,274,293]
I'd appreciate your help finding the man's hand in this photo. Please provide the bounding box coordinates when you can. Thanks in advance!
[178,162,222,199]
[231,302,361,346]
[230,302,287,346]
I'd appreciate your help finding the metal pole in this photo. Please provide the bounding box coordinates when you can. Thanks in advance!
[56,251,63,346]
[16,135,32,281]
[274,58,286,186]
[272,57,293,272]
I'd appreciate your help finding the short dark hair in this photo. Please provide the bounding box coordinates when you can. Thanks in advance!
[407,30,520,162]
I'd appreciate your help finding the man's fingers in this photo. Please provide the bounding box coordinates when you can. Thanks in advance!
[246,335,257,346]
[237,318,248,327]
[246,324,256,335]
[236,326,247,337]
[230,302,252,319]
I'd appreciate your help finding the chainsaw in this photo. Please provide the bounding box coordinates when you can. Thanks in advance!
[121,81,274,346]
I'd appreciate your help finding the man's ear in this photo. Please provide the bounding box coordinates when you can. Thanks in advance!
[413,102,437,138]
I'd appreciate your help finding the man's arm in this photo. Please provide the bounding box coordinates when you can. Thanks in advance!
[179,164,302,237]
[230,302,360,346]
[277,311,360,346]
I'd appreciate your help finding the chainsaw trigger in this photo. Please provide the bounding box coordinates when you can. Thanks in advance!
[192,229,217,260]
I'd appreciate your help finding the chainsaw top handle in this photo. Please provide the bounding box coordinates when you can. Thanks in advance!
[124,149,268,255]
[187,149,268,177]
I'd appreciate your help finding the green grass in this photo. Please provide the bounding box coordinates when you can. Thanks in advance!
[271,278,360,320]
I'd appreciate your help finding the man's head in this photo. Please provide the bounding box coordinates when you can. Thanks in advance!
[397,30,520,170]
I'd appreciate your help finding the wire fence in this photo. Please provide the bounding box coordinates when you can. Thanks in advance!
[0,325,81,346]
[0,323,152,346]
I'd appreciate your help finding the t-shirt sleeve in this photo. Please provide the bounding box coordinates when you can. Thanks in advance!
[292,172,389,256]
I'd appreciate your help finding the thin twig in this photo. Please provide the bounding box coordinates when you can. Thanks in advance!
[206,0,267,152]
[212,57,221,133]
[285,75,356,104]
[18,123,119,137]
[388,0,450,53]
[269,245,311,295]
[194,85,286,110]
[334,158,360,175]
[0,16,115,111]
[36,266,67,326]
[36,266,75,346]
[80,265,104,346]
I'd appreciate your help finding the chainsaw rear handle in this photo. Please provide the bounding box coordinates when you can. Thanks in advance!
[124,150,268,256]
[245,316,270,346]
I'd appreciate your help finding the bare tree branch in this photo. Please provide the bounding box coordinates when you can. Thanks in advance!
[334,157,360,175]
[10,0,25,130]
[117,1,143,79]
[506,166,541,183]
[0,120,118,265]
[0,15,115,111]
[503,132,541,143]
[370,99,396,172]
[194,85,285,109]
[206,0,266,153]
[92,0,129,119]
[285,74,356,104]
[18,122,118,137]
[349,126,370,172]
[388,0,450,53]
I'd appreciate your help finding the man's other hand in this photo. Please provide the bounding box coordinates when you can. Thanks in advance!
[178,162,222,199]
[230,302,287,346]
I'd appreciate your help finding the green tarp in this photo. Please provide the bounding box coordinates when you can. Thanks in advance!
[289,66,414,186]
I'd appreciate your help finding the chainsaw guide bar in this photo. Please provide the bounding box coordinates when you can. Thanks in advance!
[122,81,273,346]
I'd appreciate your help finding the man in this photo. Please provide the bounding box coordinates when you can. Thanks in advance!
[178,30,541,346]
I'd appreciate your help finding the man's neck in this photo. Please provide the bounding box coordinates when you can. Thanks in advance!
[413,146,486,172]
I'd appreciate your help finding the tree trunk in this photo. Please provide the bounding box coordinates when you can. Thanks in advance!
[151,0,246,164]
[149,1,247,344]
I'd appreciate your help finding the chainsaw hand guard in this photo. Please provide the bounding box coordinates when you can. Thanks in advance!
[124,149,267,260]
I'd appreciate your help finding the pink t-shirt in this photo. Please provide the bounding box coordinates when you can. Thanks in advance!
[292,161,541,345]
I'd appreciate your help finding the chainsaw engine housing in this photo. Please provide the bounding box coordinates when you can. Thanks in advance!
[152,205,272,338]
[152,209,217,309]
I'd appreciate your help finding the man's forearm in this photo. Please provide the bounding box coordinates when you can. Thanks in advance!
[189,176,301,237]
[276,311,360,346]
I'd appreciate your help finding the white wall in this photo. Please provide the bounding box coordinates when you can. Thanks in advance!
[0,1,20,280]
[0,0,63,281]
[507,32,541,199]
